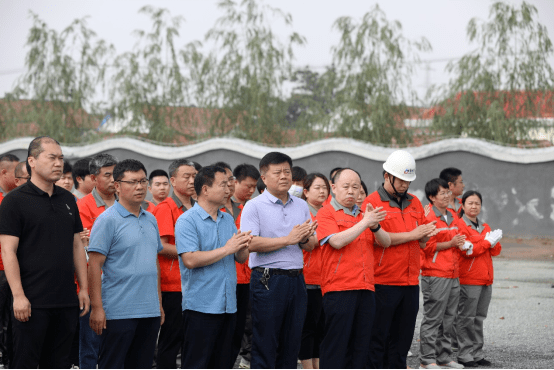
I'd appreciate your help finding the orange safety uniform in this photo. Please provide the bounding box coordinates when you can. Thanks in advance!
[77,188,115,231]
[316,198,376,295]
[142,200,156,213]
[456,215,501,286]
[421,206,461,279]
[230,202,251,285]
[153,193,194,292]
[362,186,428,286]
[303,207,322,286]
[77,188,116,293]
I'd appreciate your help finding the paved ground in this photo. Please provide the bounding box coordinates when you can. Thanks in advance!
[409,258,554,369]
[234,238,554,369]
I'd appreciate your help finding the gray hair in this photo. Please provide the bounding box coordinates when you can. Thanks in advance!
[89,153,118,176]
[168,159,195,178]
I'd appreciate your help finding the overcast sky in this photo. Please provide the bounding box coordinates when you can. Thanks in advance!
[1,0,553,104]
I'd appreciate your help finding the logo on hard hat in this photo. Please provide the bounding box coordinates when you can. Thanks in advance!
[404,169,415,174]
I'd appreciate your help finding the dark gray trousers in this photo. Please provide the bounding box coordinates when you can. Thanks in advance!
[419,276,460,365]
[456,285,492,363]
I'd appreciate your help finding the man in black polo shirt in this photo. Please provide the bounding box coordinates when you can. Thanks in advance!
[0,136,90,368]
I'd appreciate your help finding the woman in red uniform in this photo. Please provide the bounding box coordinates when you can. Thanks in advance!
[299,173,330,369]
[455,191,502,368]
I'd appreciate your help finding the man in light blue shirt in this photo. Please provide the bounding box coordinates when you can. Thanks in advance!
[240,152,318,369]
[176,165,251,369]
[88,159,163,369]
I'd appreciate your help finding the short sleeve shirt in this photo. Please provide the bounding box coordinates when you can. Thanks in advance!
[176,203,238,314]
[0,182,83,308]
[240,191,311,270]
[88,201,163,320]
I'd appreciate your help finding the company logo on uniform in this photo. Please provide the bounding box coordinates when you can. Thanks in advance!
[404,169,414,174]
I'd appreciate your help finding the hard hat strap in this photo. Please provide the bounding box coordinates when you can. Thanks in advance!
[390,175,409,200]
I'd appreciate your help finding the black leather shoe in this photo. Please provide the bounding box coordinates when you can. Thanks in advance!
[476,358,492,366]
[458,360,478,367]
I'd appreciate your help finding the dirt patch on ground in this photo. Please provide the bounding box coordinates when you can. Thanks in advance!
[496,237,554,261]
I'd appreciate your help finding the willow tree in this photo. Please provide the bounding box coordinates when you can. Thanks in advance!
[330,5,431,145]
[432,1,554,145]
[4,12,113,142]
[203,0,306,145]
[108,6,198,142]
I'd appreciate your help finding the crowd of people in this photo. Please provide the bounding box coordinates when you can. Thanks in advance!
[0,135,503,369]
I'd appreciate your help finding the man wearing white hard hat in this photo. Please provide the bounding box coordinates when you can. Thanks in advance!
[362,150,438,369]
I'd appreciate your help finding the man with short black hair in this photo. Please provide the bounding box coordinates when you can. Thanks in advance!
[148,169,170,206]
[212,161,251,367]
[72,158,95,199]
[152,159,197,368]
[241,152,318,368]
[176,165,251,368]
[76,153,118,369]
[233,164,260,206]
[0,136,89,368]
[14,161,29,187]
[56,161,75,192]
[0,154,19,196]
[289,166,307,198]
[88,159,164,369]
[439,168,465,212]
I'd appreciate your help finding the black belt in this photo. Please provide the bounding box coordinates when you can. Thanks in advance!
[253,267,303,277]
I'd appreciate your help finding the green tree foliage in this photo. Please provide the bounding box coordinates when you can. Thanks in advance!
[329,5,431,145]
[432,1,554,144]
[2,12,113,142]
[108,6,195,142]
[203,0,306,145]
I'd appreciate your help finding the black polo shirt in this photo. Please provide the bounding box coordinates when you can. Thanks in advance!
[0,181,83,308]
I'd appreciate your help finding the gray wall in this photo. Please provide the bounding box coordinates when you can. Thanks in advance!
[3,138,553,237]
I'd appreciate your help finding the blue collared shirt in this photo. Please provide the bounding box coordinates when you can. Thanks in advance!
[88,201,163,320]
[240,190,311,270]
[175,203,238,314]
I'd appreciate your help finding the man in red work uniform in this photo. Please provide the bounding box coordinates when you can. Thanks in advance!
[152,159,197,368]
[317,168,390,368]
[363,150,437,369]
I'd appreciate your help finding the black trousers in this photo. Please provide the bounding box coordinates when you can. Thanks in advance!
[11,306,79,369]
[369,285,419,369]
[299,288,325,361]
[98,316,160,369]
[0,271,12,366]
[231,283,250,364]
[181,310,236,369]
[156,291,183,368]
[250,269,307,369]
[320,290,375,369]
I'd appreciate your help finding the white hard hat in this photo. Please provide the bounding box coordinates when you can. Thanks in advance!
[382,150,416,181]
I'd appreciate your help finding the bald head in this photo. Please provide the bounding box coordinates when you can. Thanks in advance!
[332,168,362,209]
[0,154,20,193]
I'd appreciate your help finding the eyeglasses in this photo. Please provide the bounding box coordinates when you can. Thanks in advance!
[228,176,236,181]
[16,176,30,180]
[118,179,148,187]
[438,191,452,197]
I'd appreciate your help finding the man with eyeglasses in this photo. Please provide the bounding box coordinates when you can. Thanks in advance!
[440,168,465,212]
[211,162,250,368]
[363,150,438,369]
[14,161,30,188]
[152,159,197,368]
[419,178,466,370]
[76,153,118,369]
[88,159,163,369]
